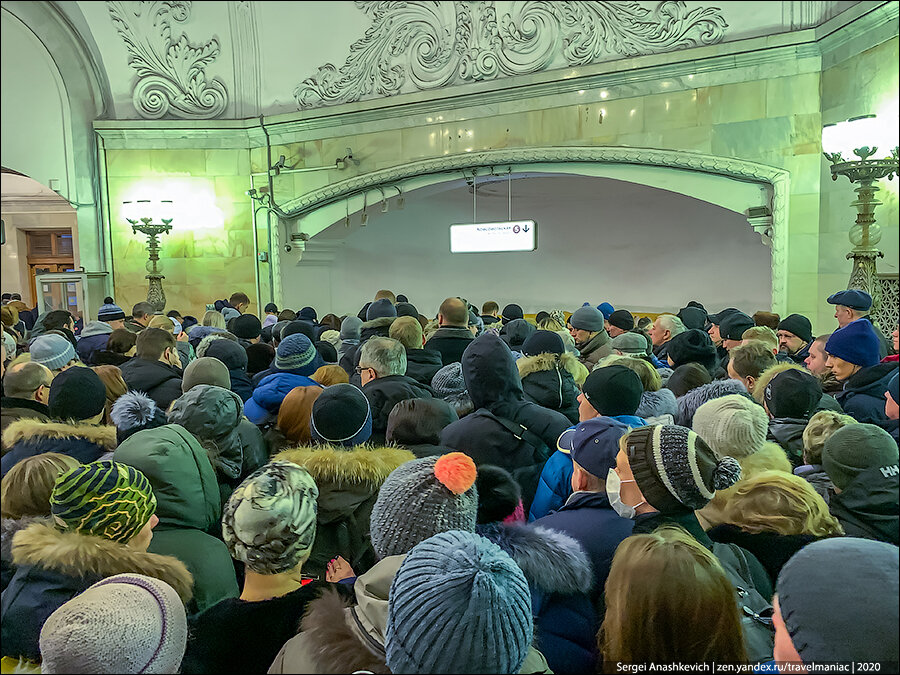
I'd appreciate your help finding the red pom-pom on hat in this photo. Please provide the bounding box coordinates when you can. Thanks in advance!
[433,452,477,495]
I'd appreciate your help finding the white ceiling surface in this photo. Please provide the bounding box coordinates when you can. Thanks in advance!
[71,1,859,119]
[291,174,772,316]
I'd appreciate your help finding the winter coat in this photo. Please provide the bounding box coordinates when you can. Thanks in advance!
[183,582,335,675]
[696,442,793,531]
[92,350,132,367]
[1,520,192,661]
[441,335,572,510]
[818,370,844,396]
[532,491,634,604]
[404,348,443,387]
[836,363,897,424]
[274,445,415,578]
[339,317,395,375]
[708,524,823,585]
[477,522,598,674]
[1,516,44,592]
[517,352,585,424]
[188,325,227,350]
[500,319,536,351]
[175,340,195,370]
[75,321,112,365]
[767,417,808,468]
[1,419,116,478]
[245,371,322,425]
[204,339,253,402]
[575,329,612,369]
[125,318,147,333]
[120,357,184,412]
[424,325,475,366]
[794,464,834,504]
[114,424,239,615]
[636,387,678,424]
[0,398,49,454]
[362,375,434,445]
[167,386,268,501]
[828,465,899,545]
[268,555,552,675]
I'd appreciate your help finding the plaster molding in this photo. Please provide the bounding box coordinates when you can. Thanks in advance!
[106,1,228,119]
[227,0,260,117]
[294,0,727,109]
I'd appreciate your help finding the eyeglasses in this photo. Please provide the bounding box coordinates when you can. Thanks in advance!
[355,365,373,374]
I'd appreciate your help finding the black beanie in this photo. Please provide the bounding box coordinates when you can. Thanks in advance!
[522,330,565,357]
[501,303,523,325]
[246,342,275,375]
[315,340,338,363]
[666,329,718,371]
[677,306,708,330]
[777,314,813,344]
[718,311,755,341]
[608,309,635,331]
[475,465,521,524]
[48,366,107,421]
[582,365,643,416]
[395,302,419,318]
[230,314,262,340]
[281,320,317,341]
[764,369,822,419]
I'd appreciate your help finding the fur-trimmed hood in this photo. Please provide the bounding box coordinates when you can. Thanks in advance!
[2,418,116,451]
[476,522,593,595]
[675,379,748,427]
[275,444,414,487]
[360,316,395,335]
[517,352,589,386]
[10,520,193,601]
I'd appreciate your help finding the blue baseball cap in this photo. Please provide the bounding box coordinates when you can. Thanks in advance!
[570,416,630,478]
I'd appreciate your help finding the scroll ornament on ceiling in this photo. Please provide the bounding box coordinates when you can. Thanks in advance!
[294,0,728,108]
[107,0,228,119]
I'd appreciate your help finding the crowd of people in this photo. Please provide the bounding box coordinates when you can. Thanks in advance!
[0,287,897,673]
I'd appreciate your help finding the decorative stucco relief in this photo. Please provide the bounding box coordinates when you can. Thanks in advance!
[294,0,727,108]
[107,1,228,119]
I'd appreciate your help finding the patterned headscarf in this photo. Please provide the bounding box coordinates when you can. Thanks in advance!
[50,461,157,544]
[222,461,319,574]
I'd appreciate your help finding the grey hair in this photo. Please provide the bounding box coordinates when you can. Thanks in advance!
[656,314,686,338]
[359,336,407,377]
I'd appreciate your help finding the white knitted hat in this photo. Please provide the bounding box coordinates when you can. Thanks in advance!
[39,574,187,674]
[691,393,767,459]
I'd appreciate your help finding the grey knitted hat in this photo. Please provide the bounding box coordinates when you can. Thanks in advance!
[777,538,899,664]
[692,393,768,459]
[222,461,319,574]
[340,315,363,341]
[39,573,187,674]
[674,379,748,427]
[431,361,466,398]
[822,423,899,491]
[369,453,478,559]
[30,333,76,371]
[569,305,605,332]
[385,530,533,674]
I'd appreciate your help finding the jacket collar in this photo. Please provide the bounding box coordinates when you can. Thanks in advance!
[274,445,415,488]
[431,326,474,339]
[633,509,714,549]
[0,397,50,417]
[2,418,116,451]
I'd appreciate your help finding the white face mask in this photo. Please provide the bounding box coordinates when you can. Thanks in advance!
[606,468,645,520]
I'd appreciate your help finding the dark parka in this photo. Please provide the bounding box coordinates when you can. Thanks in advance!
[767,418,808,468]
[1,419,117,478]
[362,374,434,445]
[403,348,443,387]
[516,352,585,424]
[423,325,475,366]
[113,424,240,615]
[836,363,898,424]
[440,334,572,509]
[120,357,184,412]
[0,398,49,455]
[828,465,899,545]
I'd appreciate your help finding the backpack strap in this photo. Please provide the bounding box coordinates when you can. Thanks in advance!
[476,409,546,451]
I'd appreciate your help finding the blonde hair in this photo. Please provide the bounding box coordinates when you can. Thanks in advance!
[91,365,128,425]
[1,453,81,518]
[722,470,844,537]
[202,310,226,329]
[742,326,778,352]
[147,314,177,334]
[802,411,858,465]
[389,316,423,350]
[597,354,661,392]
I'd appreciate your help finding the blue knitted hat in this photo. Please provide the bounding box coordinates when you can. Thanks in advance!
[275,334,319,374]
[366,298,396,321]
[385,530,533,674]
[825,319,881,368]
[30,333,76,371]
[597,302,615,319]
[97,297,125,322]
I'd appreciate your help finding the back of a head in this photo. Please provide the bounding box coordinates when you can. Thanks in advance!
[92,364,128,404]
[602,354,661,392]
[729,340,778,378]
[107,328,137,355]
[281,319,316,342]
[474,464,521,524]
[1,452,80,519]
[131,302,154,320]
[3,360,51,399]
[385,530,533,675]
[229,292,250,309]
[742,326,778,352]
[182,356,230,392]
[582,364,644,416]
[359,336,406,377]
[201,310,226,329]
[374,289,396,304]
[48,365,108,422]
[801,410,857,465]
[482,300,499,315]
[246,342,275,375]
[386,398,458,446]
[439,297,468,326]
[39,573,187,675]
[311,364,350,386]
[657,313,687,338]
[665,362,712,398]
[42,309,72,332]
[277,386,324,444]
[602,526,747,664]
[822,423,899,491]
[692,393,768,459]
[389,315,423,350]
[136,327,175,361]
[753,311,781,330]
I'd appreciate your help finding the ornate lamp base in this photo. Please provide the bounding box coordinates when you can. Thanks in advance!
[847,248,884,320]
[147,274,166,313]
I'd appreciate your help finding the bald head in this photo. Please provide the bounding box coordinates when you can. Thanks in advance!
[4,361,53,401]
[438,297,468,327]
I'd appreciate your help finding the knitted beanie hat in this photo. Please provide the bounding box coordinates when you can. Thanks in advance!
[666,329,718,370]
[431,361,467,398]
[395,302,419,318]
[474,465,521,524]
[370,453,478,559]
[569,305,605,332]
[48,365,108,421]
[582,365,643,416]
[97,297,126,323]
[110,391,169,444]
[597,302,615,319]
[624,425,741,512]
[366,298,397,321]
[39,573,187,675]
[222,461,319,574]
[822,423,899,491]
[181,356,231,392]
[386,530,532,674]
[763,368,822,419]
[718,311,755,341]
[51,461,157,544]
[501,303,524,324]
[298,306,318,323]
[608,309,635,331]
[692,393,768,459]
[776,538,899,664]
[275,333,320,374]
[231,313,262,340]
[777,313,813,344]
[521,329,565,357]
[674,379,747,427]
[340,315,363,341]
[677,306,708,330]
[30,333,76,371]
[825,319,881,368]
[309,383,372,446]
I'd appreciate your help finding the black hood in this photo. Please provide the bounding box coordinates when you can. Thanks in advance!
[500,319,536,349]
[830,465,899,544]
[462,333,524,409]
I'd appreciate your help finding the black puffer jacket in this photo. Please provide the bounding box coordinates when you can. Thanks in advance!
[767,418,808,468]
[516,352,582,424]
[404,348,443,387]
[441,334,571,509]
[829,465,899,545]
[120,357,184,412]
[363,375,434,445]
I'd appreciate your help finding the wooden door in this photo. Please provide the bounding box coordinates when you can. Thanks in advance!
[26,230,74,307]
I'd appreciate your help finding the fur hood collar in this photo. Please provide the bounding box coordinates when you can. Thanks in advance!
[275,444,414,487]
[11,520,193,602]
[1,515,46,563]
[476,522,593,595]
[2,418,117,450]
[637,388,678,419]
[751,362,808,406]
[517,352,589,385]
[361,316,395,332]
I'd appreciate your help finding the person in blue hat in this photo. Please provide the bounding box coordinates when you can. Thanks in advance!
[827,289,889,358]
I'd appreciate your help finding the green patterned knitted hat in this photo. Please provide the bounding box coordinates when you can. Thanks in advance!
[50,461,156,544]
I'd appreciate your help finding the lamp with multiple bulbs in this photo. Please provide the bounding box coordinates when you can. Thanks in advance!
[122,199,175,312]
